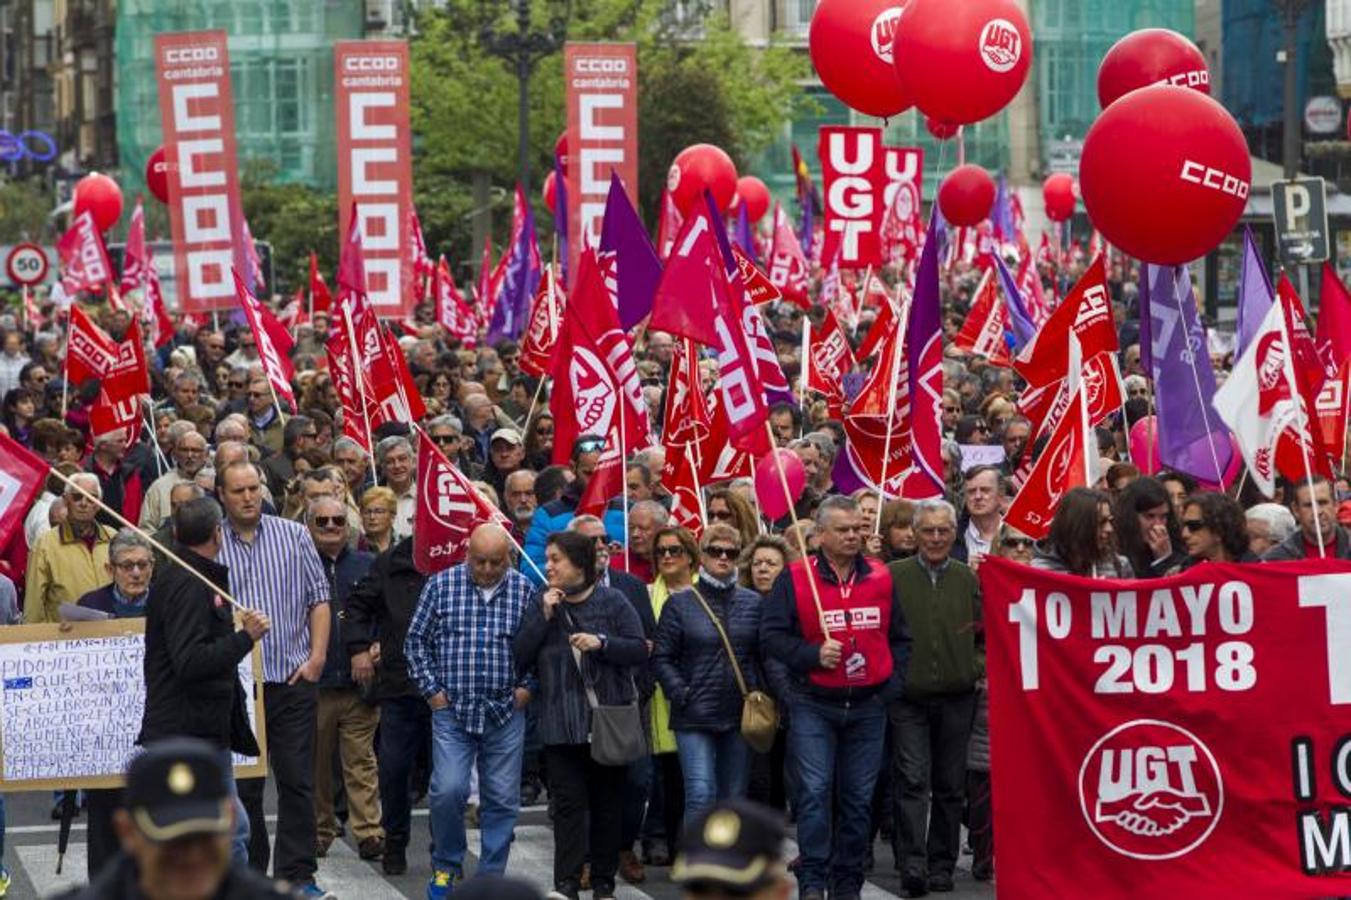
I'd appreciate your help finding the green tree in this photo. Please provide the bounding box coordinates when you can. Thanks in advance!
[240,160,339,296]
[0,177,55,244]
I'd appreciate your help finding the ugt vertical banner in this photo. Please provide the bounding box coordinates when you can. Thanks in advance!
[565,42,637,279]
[154,31,247,313]
[818,126,887,269]
[335,41,414,317]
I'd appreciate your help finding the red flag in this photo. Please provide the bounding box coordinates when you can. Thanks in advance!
[364,326,426,427]
[120,199,148,295]
[326,333,373,453]
[807,308,856,415]
[1005,337,1096,539]
[650,212,724,347]
[309,250,333,315]
[1316,262,1351,369]
[476,237,499,322]
[663,444,705,538]
[843,298,914,496]
[1014,255,1117,389]
[143,259,174,350]
[663,338,713,448]
[656,187,683,261]
[412,430,513,575]
[234,271,296,409]
[953,270,1012,367]
[698,388,755,484]
[1018,252,1052,326]
[337,205,368,298]
[1315,356,1351,467]
[0,432,53,550]
[410,207,431,300]
[576,427,626,518]
[90,317,150,443]
[732,244,781,305]
[241,218,265,293]
[856,286,900,361]
[767,204,811,307]
[549,251,652,466]
[58,211,113,294]
[67,306,119,386]
[433,255,477,346]
[518,265,563,379]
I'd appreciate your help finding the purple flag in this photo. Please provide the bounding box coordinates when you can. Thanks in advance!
[599,173,662,331]
[1140,263,1235,485]
[553,148,569,289]
[904,214,946,497]
[991,173,1016,242]
[1235,225,1274,359]
[485,184,542,344]
[799,193,814,260]
[734,203,760,266]
[994,253,1036,350]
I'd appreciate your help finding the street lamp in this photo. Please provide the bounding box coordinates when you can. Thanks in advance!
[479,0,570,198]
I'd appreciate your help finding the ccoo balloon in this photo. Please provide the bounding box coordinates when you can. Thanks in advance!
[894,0,1032,125]
[668,144,738,216]
[1042,172,1077,222]
[937,164,996,227]
[73,172,124,231]
[734,176,771,224]
[1098,28,1210,109]
[145,146,170,204]
[1079,85,1249,265]
[809,0,913,118]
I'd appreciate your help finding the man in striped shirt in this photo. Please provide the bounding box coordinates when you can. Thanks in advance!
[215,460,334,900]
[406,524,536,900]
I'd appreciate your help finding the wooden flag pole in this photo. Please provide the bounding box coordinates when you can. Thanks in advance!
[47,467,249,611]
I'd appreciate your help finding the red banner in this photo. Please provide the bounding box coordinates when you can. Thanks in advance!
[819,126,887,269]
[335,41,414,317]
[413,430,512,575]
[154,31,246,313]
[565,42,638,280]
[982,557,1351,898]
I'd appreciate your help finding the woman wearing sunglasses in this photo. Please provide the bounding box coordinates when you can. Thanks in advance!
[1179,491,1254,567]
[1031,487,1132,578]
[652,524,761,824]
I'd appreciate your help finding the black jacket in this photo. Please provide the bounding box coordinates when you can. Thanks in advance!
[56,853,292,900]
[653,579,763,732]
[138,546,260,757]
[1261,526,1351,561]
[344,537,427,700]
[607,567,657,699]
[317,546,375,689]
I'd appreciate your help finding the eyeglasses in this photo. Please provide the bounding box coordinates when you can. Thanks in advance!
[1181,519,1208,532]
[704,545,740,560]
[574,438,605,453]
[114,559,152,572]
[709,510,735,522]
[1002,537,1034,550]
[431,433,459,444]
[229,380,247,388]
[655,545,687,558]
[248,391,269,399]
[942,406,960,413]
[312,516,345,528]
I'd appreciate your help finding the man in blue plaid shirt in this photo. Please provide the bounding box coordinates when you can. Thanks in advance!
[406,523,536,899]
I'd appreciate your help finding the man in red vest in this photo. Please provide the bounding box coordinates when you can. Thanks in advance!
[761,495,911,900]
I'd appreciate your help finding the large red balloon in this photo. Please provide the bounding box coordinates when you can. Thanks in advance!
[754,449,806,520]
[1042,172,1077,222]
[73,172,123,231]
[937,165,996,227]
[1080,85,1249,265]
[925,117,962,141]
[894,0,1032,125]
[667,144,738,216]
[809,0,913,118]
[542,170,558,214]
[1098,28,1209,109]
[145,146,170,204]
[734,176,771,223]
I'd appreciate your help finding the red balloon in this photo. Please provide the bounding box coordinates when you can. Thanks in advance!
[754,449,806,521]
[734,176,771,223]
[1042,172,1077,222]
[937,164,995,227]
[1098,28,1209,109]
[894,0,1032,125]
[1079,85,1249,265]
[925,117,962,141]
[145,146,170,204]
[809,0,913,118]
[554,131,568,169]
[667,144,738,216]
[543,171,558,214]
[73,172,123,231]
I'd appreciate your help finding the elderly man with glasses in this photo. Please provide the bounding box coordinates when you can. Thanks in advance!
[140,429,211,530]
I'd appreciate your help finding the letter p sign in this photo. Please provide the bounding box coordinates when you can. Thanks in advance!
[1283,184,1311,226]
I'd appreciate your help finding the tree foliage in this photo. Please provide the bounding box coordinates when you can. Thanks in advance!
[240,160,338,296]
[0,177,55,244]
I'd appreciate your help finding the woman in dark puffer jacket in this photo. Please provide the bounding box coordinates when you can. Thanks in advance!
[652,523,762,824]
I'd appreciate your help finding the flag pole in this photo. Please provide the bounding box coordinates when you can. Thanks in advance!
[47,466,249,611]
[341,303,380,487]
[799,318,811,435]
[875,284,911,534]
[1275,287,1325,556]
[763,419,830,637]
[619,397,631,571]
[144,399,168,478]
[60,305,72,420]
[686,444,708,528]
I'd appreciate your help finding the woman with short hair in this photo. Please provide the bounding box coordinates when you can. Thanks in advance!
[358,486,399,555]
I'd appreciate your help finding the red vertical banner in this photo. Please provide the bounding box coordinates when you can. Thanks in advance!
[565,42,638,280]
[154,31,247,313]
[818,126,887,269]
[335,41,414,317]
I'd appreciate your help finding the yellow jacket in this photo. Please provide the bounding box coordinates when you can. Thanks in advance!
[648,574,696,755]
[25,523,116,623]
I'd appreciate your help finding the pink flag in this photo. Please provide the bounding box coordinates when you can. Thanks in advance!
[234,271,295,408]
[58,211,113,294]
[119,199,148,295]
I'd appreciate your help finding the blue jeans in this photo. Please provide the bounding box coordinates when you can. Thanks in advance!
[788,694,887,895]
[222,752,250,864]
[674,729,751,825]
[429,706,526,875]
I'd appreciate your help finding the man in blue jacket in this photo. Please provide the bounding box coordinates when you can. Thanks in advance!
[523,434,625,581]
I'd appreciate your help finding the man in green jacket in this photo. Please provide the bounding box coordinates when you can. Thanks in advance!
[887,498,983,898]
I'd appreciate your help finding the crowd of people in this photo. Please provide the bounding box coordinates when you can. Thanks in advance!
[0,249,1346,900]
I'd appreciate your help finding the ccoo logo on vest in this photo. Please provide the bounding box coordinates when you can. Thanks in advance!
[1078,719,1223,861]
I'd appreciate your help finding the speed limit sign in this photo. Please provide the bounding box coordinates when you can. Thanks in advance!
[5,243,49,286]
